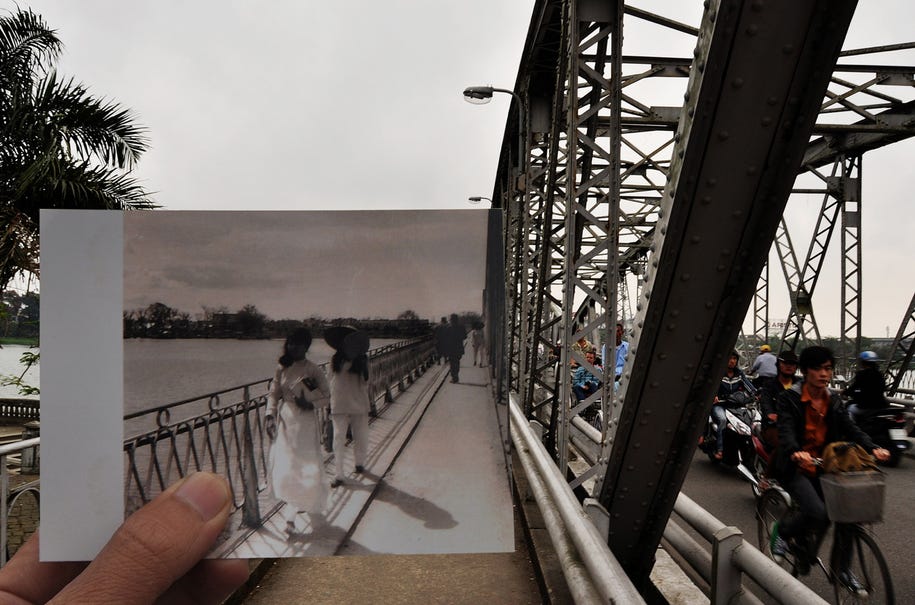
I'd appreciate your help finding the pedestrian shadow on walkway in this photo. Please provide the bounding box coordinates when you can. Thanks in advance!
[346,476,458,530]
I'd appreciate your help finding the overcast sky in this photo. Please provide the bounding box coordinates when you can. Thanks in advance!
[13,1,914,336]
[124,210,490,321]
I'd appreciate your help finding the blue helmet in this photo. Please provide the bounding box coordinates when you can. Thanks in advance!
[859,350,878,362]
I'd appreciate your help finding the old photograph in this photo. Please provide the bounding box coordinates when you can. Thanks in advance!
[121,209,511,558]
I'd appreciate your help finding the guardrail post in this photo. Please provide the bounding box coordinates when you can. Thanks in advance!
[240,387,261,528]
[583,498,610,541]
[20,421,40,474]
[711,526,743,605]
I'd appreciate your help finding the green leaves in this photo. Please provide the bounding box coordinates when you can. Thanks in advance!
[1,6,157,293]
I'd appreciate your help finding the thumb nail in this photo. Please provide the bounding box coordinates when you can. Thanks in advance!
[174,472,230,521]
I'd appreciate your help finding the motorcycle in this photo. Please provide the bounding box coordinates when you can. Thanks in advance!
[849,405,912,467]
[698,389,761,479]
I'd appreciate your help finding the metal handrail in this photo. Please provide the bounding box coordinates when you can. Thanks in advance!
[670,493,827,604]
[509,393,646,604]
[0,437,41,567]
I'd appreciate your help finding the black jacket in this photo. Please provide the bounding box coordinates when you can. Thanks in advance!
[773,382,876,480]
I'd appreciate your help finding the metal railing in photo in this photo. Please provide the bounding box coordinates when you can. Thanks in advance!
[122,337,436,528]
[0,437,40,567]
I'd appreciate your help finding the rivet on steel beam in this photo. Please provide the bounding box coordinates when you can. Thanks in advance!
[687,107,695,117]
[628,465,636,470]
[706,301,714,309]
[674,131,682,142]
[746,165,758,175]
[746,24,759,37]
[703,0,710,9]
[732,209,743,218]
[701,195,712,205]
[761,116,773,127]
[660,226,667,235]
[783,44,795,55]
[634,442,641,449]
[677,149,684,158]
[718,130,729,141]
[680,273,691,281]
[671,309,680,317]
[691,235,701,244]
[706,178,717,187]
[658,353,668,360]
[750,0,763,11]
[683,90,690,102]
[697,61,705,73]
[767,96,779,106]
[694,333,704,342]
[636,303,643,311]
[650,381,660,388]
[667,323,677,331]
[717,264,727,271]
[731,77,744,90]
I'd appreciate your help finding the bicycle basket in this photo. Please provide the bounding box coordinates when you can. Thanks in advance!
[820,471,885,523]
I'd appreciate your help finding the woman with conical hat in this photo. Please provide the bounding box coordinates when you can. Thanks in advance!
[265,327,331,537]
[324,326,372,488]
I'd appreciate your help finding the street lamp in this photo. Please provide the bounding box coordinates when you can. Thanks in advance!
[468,196,492,205]
[463,85,525,174]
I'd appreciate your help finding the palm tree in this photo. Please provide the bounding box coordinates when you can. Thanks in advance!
[1,7,156,293]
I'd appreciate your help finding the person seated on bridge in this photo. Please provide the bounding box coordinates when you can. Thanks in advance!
[770,346,889,591]
[757,350,801,454]
[711,351,751,460]
[749,344,778,388]
[844,350,889,419]
[0,471,249,604]
[572,349,602,402]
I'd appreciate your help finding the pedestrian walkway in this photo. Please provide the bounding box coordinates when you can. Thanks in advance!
[235,357,544,604]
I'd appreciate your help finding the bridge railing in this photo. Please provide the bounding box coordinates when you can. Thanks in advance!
[123,337,435,526]
[0,399,40,424]
[0,437,40,567]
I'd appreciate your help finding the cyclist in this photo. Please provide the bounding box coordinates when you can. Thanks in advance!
[770,346,890,594]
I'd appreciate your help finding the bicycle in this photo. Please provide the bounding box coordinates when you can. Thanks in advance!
[756,476,894,604]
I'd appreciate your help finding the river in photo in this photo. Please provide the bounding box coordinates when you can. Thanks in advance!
[124,337,400,436]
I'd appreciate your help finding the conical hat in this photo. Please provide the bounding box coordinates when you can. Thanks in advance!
[324,325,357,350]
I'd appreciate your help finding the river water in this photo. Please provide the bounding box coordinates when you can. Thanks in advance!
[0,344,39,399]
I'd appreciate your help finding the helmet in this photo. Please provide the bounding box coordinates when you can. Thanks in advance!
[759,344,772,352]
[859,350,878,362]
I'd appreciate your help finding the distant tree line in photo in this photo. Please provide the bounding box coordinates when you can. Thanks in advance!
[123,302,483,341]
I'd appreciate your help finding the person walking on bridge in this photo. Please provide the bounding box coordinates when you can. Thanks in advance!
[440,313,467,383]
[326,326,372,488]
[265,327,331,537]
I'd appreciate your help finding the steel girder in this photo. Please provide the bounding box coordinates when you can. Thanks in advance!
[486,0,914,590]
[593,0,858,583]
[885,291,915,396]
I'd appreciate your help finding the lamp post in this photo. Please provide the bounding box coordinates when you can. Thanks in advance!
[462,86,525,177]
[468,196,492,205]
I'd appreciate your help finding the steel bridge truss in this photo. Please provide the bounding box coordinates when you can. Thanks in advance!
[485,0,915,589]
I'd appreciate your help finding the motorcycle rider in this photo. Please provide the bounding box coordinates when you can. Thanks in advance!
[844,350,888,419]
[749,344,778,387]
[770,346,890,592]
[711,351,751,460]
[757,350,801,453]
